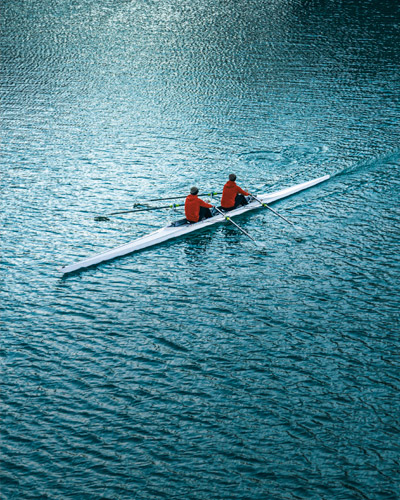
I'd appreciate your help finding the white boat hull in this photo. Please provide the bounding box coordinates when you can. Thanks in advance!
[59,174,330,274]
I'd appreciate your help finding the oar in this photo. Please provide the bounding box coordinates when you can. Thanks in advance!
[94,203,183,221]
[110,203,183,216]
[249,195,303,242]
[213,206,259,246]
[250,195,296,226]
[137,191,222,203]
[95,192,222,221]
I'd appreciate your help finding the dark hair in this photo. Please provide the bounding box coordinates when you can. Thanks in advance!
[229,173,236,181]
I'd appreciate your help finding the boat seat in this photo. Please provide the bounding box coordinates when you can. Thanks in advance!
[168,218,190,227]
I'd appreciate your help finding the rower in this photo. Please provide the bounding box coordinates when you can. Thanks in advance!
[185,187,213,223]
[220,174,250,211]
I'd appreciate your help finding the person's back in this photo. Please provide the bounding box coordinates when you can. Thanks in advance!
[185,187,213,222]
[221,174,249,210]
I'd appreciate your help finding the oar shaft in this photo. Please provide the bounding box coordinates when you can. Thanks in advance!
[110,203,182,216]
[143,192,222,203]
[251,196,295,226]
[213,206,258,244]
[108,192,222,215]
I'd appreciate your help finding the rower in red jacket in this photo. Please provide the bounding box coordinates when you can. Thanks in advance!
[185,187,213,223]
[221,174,250,211]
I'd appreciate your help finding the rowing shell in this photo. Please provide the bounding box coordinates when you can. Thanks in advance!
[59,174,330,274]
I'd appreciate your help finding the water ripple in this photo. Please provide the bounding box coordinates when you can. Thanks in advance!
[2,0,400,498]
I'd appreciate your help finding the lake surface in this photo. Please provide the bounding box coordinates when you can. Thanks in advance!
[1,0,399,498]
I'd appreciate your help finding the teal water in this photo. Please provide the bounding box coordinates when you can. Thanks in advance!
[1,1,400,499]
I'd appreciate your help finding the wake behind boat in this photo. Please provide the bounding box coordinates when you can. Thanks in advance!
[59,174,330,275]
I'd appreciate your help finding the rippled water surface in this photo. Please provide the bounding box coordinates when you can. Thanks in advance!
[1,1,400,499]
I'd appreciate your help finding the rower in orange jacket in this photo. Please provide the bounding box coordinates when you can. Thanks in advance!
[185,187,213,223]
[221,174,250,210]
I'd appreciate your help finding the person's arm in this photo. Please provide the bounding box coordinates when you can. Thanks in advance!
[199,199,213,208]
[237,186,249,196]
